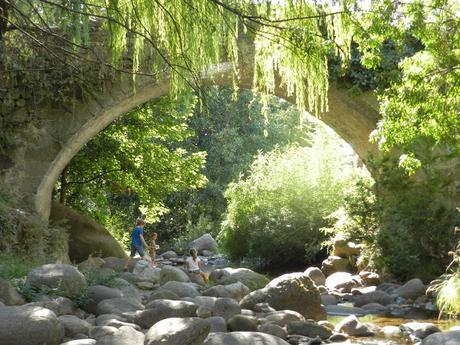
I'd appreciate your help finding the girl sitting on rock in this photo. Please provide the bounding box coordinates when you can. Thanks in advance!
[185,248,209,284]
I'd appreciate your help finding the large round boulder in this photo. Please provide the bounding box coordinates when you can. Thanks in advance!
[240,272,326,321]
[158,281,201,298]
[145,317,210,345]
[304,267,326,287]
[96,297,144,315]
[26,264,87,298]
[210,268,269,291]
[422,331,460,345]
[160,266,191,284]
[82,285,124,314]
[332,238,361,258]
[203,332,290,345]
[50,202,126,262]
[0,305,64,345]
[354,290,394,307]
[97,325,144,345]
[188,234,218,253]
[394,279,426,300]
[325,272,359,292]
[135,299,199,328]
[321,256,353,276]
[203,282,250,301]
[0,278,25,305]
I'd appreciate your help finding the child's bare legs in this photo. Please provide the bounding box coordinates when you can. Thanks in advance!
[200,271,209,284]
[123,256,132,272]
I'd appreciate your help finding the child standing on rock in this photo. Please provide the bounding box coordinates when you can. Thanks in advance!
[124,218,151,271]
[186,248,209,283]
[149,232,159,266]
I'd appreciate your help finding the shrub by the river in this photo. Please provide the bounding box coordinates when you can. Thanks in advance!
[219,137,364,269]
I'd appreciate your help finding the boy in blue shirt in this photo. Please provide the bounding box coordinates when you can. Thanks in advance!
[124,218,150,271]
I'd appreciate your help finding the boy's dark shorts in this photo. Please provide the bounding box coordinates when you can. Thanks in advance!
[130,244,144,257]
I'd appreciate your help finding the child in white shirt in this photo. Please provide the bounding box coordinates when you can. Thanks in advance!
[185,248,209,283]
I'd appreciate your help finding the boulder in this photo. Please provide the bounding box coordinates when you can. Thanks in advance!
[0,278,25,305]
[259,322,288,339]
[184,296,218,310]
[401,322,441,339]
[380,325,403,339]
[304,267,326,287]
[325,272,359,292]
[60,340,96,345]
[210,268,268,291]
[189,234,218,253]
[97,325,144,345]
[144,317,210,345]
[88,326,118,340]
[102,257,137,272]
[254,302,276,313]
[205,316,227,332]
[325,305,367,317]
[148,290,180,301]
[162,251,178,259]
[203,332,291,345]
[321,256,353,276]
[160,266,190,284]
[203,282,250,301]
[354,290,394,307]
[135,299,199,328]
[360,303,387,313]
[58,315,91,337]
[240,272,325,321]
[422,331,460,345]
[50,202,126,262]
[214,298,241,321]
[96,297,144,315]
[394,279,426,300]
[133,262,161,283]
[0,305,64,345]
[82,285,123,314]
[320,294,337,306]
[286,321,332,340]
[263,310,305,327]
[158,281,201,298]
[334,315,376,336]
[28,295,75,316]
[359,271,382,286]
[77,257,105,277]
[228,314,258,331]
[25,264,87,298]
[197,305,213,318]
[332,238,361,258]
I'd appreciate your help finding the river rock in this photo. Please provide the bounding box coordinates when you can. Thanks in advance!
[205,316,227,332]
[162,251,178,259]
[203,282,250,301]
[394,279,426,300]
[0,305,64,345]
[259,322,288,339]
[325,272,359,292]
[401,322,441,339]
[77,256,105,277]
[102,257,136,272]
[0,278,25,305]
[334,315,376,336]
[28,295,75,316]
[228,314,259,331]
[26,264,87,298]
[325,305,367,316]
[60,340,96,345]
[185,296,218,310]
[135,299,199,328]
[203,332,291,345]
[145,317,210,345]
[254,302,276,313]
[189,234,218,253]
[321,294,337,305]
[240,272,325,321]
[148,289,180,301]
[304,267,326,287]
[58,315,91,337]
[214,297,241,320]
[421,330,460,344]
[158,281,201,298]
[286,321,332,339]
[359,271,382,286]
[97,325,144,345]
[263,310,305,326]
[210,267,268,291]
[332,238,361,258]
[354,290,394,307]
[88,325,118,340]
[321,256,353,276]
[82,285,123,314]
[96,297,144,315]
[381,325,403,338]
[160,266,190,284]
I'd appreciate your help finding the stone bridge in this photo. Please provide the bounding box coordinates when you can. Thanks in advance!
[3,39,380,221]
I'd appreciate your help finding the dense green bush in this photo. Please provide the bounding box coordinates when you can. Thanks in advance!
[219,135,363,269]
[324,153,459,281]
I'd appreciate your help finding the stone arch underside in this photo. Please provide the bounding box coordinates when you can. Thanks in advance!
[13,59,379,220]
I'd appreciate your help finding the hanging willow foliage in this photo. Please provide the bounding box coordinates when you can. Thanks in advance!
[3,0,357,114]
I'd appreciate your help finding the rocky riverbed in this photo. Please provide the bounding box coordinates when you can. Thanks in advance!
[0,234,459,345]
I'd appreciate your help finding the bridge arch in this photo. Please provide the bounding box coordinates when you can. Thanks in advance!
[4,45,378,220]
